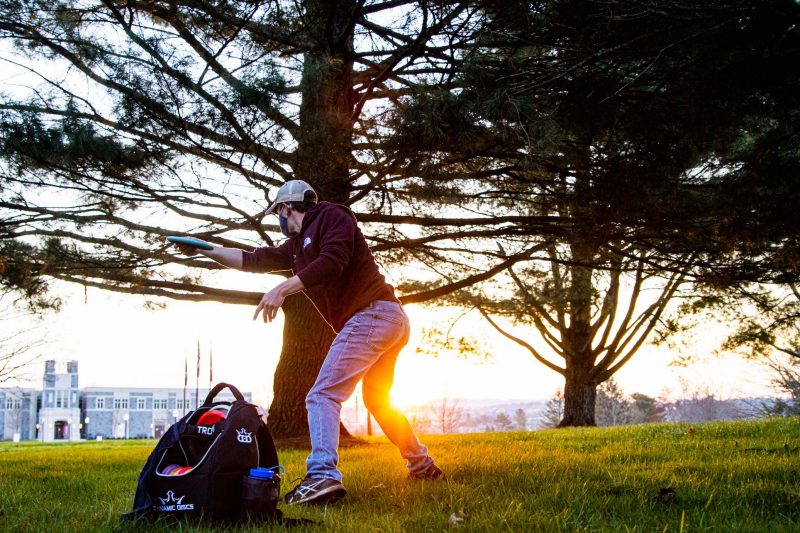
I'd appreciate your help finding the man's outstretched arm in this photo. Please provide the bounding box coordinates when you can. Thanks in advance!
[173,241,291,273]
[197,246,244,270]
[172,241,244,269]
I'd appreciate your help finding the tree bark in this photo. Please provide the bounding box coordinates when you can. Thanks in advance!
[267,293,337,438]
[295,0,356,201]
[559,366,597,427]
[561,242,598,426]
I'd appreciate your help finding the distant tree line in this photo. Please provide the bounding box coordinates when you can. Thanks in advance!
[539,377,792,429]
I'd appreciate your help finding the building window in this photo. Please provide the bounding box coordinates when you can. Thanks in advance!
[56,391,66,408]
[5,398,21,410]
[137,398,146,410]
[153,399,167,409]
[176,399,194,410]
[114,398,129,409]
[96,397,105,409]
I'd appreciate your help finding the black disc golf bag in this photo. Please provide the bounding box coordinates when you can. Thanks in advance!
[124,383,280,522]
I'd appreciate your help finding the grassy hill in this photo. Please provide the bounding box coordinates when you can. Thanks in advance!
[1,417,798,532]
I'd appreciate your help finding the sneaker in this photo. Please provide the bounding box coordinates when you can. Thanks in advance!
[409,463,446,480]
[284,477,347,505]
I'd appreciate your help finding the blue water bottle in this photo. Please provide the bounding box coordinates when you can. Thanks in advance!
[239,467,280,521]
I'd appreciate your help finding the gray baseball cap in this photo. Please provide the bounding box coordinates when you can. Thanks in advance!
[265,180,318,214]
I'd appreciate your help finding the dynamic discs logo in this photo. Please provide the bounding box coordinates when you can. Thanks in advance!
[236,428,253,443]
[154,490,194,512]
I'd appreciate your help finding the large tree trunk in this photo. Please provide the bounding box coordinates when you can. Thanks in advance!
[559,140,599,427]
[559,364,597,427]
[268,294,334,437]
[561,262,598,427]
[268,293,346,439]
[268,0,357,439]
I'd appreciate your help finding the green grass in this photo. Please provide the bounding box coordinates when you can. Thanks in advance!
[1,418,799,532]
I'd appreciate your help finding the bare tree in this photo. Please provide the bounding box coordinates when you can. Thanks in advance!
[2,391,22,440]
[761,356,800,416]
[409,414,432,435]
[428,396,465,434]
[111,408,128,439]
[664,380,738,423]
[0,290,51,384]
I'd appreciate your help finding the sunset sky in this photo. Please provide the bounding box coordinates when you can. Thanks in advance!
[3,267,778,410]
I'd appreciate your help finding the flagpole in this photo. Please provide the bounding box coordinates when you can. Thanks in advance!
[209,346,213,390]
[183,353,188,417]
[195,339,200,411]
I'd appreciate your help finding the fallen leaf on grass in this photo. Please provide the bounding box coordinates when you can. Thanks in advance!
[653,487,677,503]
[448,510,466,525]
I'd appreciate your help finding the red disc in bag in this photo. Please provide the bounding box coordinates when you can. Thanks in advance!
[197,407,228,426]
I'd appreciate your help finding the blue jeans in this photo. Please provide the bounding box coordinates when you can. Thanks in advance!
[305,300,434,481]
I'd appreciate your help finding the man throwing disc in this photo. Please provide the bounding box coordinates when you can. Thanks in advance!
[172,180,443,505]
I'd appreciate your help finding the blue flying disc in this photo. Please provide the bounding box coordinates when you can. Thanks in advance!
[167,236,214,250]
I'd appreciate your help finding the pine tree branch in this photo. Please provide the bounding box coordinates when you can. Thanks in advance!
[50,273,264,306]
[351,3,468,122]
[399,244,545,304]
[139,1,299,135]
[0,19,292,169]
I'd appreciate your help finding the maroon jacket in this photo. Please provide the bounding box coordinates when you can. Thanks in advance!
[241,201,398,332]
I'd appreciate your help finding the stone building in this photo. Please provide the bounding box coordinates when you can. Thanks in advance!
[0,387,37,441]
[40,359,82,441]
[0,360,251,441]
